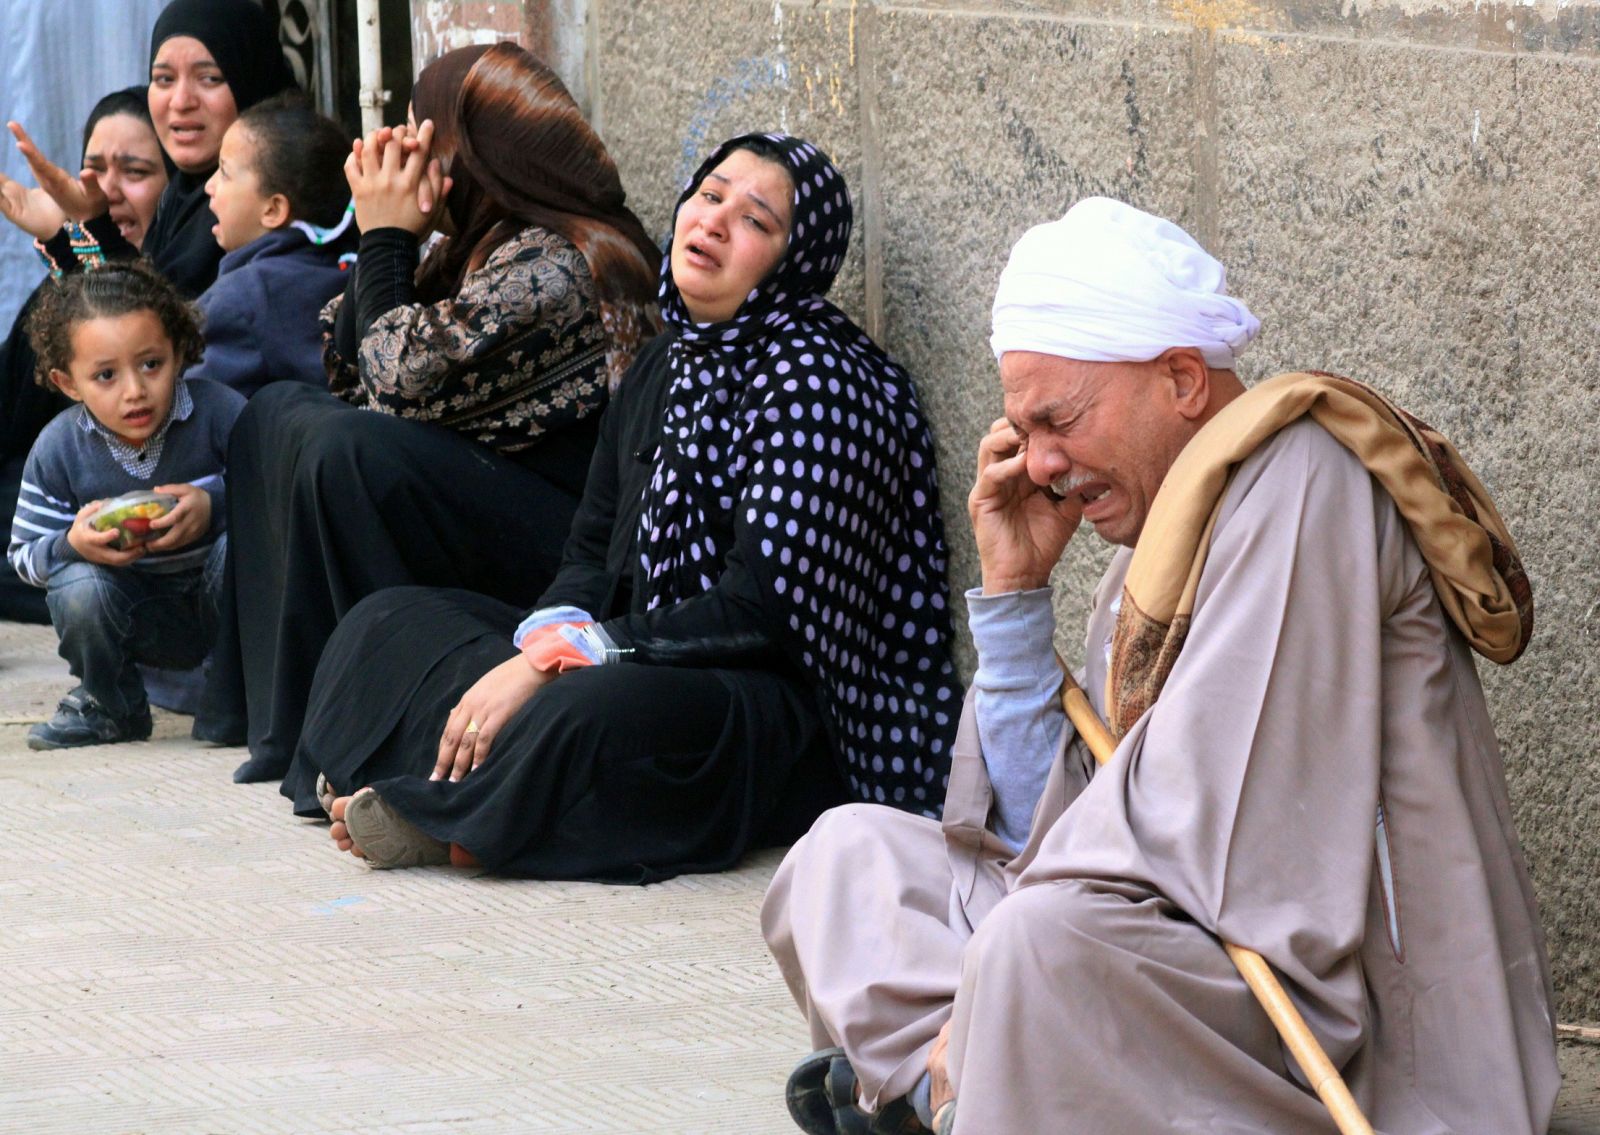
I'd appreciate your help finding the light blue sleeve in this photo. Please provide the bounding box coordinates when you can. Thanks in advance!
[512,605,596,648]
[511,605,625,666]
[968,586,1066,852]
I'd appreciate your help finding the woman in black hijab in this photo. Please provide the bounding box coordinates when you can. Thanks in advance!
[13,0,294,297]
[307,133,964,882]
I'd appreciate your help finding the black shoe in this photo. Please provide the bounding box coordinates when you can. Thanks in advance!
[786,1048,929,1135]
[27,690,152,750]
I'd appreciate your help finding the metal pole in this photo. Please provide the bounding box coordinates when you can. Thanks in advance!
[355,0,391,133]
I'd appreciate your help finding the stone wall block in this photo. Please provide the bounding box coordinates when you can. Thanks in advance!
[1212,32,1600,1017]
[593,1,871,325]
[870,9,1199,656]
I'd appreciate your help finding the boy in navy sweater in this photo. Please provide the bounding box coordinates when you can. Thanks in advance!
[7,263,243,748]
[186,93,356,397]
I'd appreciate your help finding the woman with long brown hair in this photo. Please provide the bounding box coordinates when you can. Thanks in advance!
[196,44,660,816]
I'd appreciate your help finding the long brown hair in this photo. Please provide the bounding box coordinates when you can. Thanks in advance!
[412,43,660,386]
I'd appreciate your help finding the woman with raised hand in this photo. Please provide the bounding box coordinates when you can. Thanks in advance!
[198,43,661,806]
[0,88,170,623]
[309,133,964,882]
[7,0,294,298]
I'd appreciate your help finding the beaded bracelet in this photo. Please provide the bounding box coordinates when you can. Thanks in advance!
[31,238,62,279]
[65,221,106,271]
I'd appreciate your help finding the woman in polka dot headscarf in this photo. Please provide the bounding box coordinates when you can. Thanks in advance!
[301,133,963,880]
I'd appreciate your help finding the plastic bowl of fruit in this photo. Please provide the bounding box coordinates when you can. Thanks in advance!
[88,491,179,549]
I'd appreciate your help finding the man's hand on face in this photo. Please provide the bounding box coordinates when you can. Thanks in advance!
[968,417,1083,594]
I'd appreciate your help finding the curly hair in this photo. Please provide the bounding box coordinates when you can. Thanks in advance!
[25,261,205,388]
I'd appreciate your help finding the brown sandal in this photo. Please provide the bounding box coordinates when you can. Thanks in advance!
[342,789,450,869]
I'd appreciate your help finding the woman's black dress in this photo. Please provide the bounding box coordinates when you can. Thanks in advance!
[296,332,846,878]
[0,287,68,622]
[197,223,613,806]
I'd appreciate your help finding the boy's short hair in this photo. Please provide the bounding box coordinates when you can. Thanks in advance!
[237,92,352,229]
[26,261,205,388]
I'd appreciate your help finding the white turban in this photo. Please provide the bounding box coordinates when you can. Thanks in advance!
[990,197,1260,370]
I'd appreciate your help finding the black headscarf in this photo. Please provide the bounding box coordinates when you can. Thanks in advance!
[142,0,297,297]
[638,133,963,815]
[150,0,296,114]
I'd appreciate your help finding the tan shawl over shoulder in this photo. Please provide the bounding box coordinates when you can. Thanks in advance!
[1108,371,1533,735]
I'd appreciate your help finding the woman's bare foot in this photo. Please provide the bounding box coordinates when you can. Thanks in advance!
[328,791,368,858]
[331,788,451,869]
[330,788,471,868]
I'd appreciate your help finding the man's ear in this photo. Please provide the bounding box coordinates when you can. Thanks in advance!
[260,192,292,231]
[1158,347,1212,421]
[48,369,83,402]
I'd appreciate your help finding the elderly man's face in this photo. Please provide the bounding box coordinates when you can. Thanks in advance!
[1000,351,1198,547]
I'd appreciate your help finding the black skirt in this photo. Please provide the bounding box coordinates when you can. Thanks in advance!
[0,453,48,623]
[294,586,846,882]
[196,383,594,805]
[1,285,67,625]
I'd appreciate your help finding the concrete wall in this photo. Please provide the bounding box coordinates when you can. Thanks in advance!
[415,0,1600,1023]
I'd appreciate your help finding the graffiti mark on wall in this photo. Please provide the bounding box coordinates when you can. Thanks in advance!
[670,1,868,217]
[674,56,789,192]
[1167,0,1270,34]
[822,0,859,68]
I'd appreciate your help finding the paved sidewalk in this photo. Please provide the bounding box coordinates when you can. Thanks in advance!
[3,620,1598,1133]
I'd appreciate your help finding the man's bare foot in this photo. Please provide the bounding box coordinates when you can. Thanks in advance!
[328,791,368,858]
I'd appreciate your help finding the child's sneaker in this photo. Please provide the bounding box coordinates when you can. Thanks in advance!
[26,689,153,750]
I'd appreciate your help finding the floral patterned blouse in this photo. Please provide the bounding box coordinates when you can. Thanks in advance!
[322,224,610,456]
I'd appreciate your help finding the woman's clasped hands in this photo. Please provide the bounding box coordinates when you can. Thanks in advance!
[345,119,451,237]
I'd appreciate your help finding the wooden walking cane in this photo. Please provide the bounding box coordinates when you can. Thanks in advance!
[1057,670,1377,1135]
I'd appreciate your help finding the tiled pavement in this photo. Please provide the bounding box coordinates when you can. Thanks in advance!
[2,620,1598,1134]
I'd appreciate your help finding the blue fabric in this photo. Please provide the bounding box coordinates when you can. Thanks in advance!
[967,586,1066,852]
[187,228,355,398]
[511,604,595,647]
[0,0,169,329]
[45,535,225,719]
[75,375,194,479]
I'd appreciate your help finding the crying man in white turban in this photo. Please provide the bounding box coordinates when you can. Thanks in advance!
[762,198,1557,1135]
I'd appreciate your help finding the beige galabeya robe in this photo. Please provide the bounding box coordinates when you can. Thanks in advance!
[764,419,1559,1133]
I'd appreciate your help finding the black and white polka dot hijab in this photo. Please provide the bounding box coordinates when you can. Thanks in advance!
[639,132,962,814]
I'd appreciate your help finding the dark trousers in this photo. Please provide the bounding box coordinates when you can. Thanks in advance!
[1,453,49,623]
[46,538,226,720]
